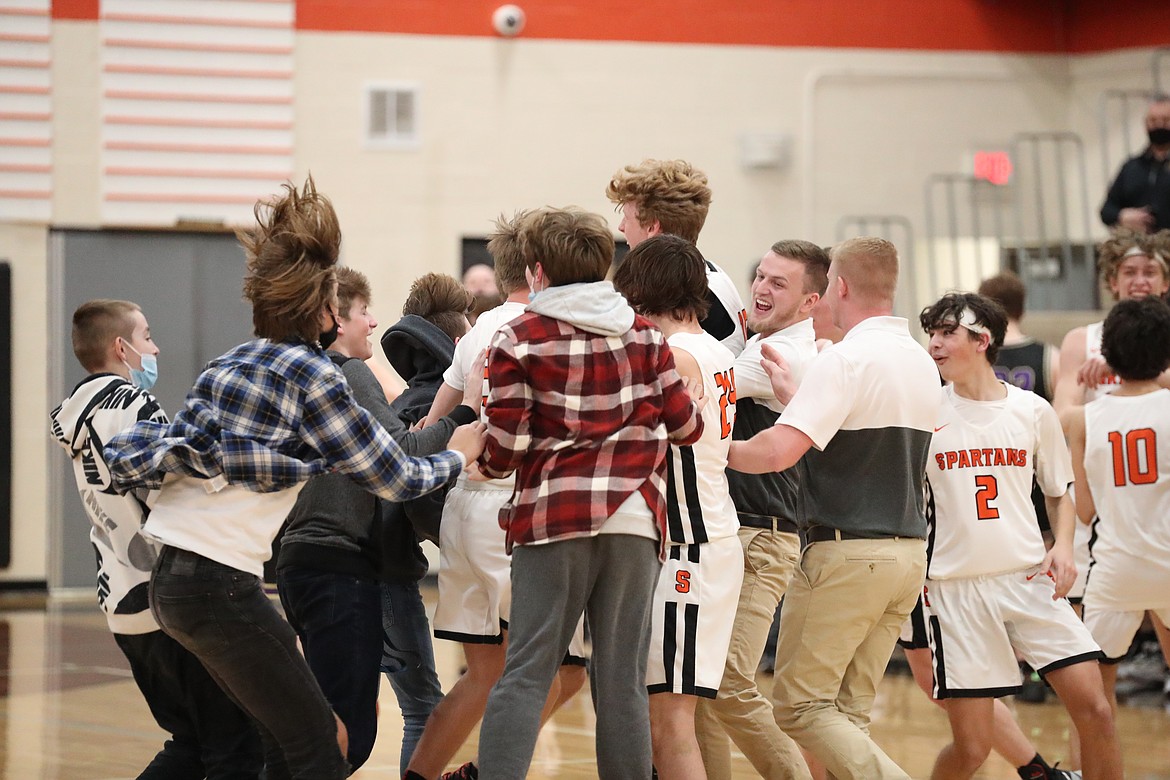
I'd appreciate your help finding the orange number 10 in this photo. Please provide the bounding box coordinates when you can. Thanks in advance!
[1108,428,1158,487]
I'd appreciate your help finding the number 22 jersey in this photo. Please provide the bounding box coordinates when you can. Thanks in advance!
[926,383,1073,580]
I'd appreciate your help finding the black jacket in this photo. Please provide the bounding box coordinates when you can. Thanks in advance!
[1100,148,1170,232]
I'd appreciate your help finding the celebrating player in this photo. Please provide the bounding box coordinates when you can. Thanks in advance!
[919,292,1120,780]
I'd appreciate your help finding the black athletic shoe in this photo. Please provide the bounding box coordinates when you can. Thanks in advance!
[1049,765,1081,780]
[440,762,479,780]
[1018,762,1081,780]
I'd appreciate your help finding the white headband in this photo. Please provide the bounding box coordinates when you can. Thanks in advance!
[1122,245,1169,267]
[950,307,990,337]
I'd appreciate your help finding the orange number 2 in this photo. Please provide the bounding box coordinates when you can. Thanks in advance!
[974,474,999,520]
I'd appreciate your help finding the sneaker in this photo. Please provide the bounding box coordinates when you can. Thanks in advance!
[1017,760,1081,779]
[440,762,479,780]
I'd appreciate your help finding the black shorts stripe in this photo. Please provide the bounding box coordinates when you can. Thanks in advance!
[937,685,1022,700]
[1037,650,1105,677]
[433,628,504,645]
[929,614,948,698]
[662,602,677,689]
[665,448,684,543]
[680,446,708,543]
[897,594,929,650]
[681,603,699,693]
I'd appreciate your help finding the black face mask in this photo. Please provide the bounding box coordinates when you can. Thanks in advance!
[319,314,340,350]
[1149,127,1170,147]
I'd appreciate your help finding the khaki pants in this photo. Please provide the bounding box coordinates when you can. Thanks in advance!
[695,527,811,780]
[772,537,926,780]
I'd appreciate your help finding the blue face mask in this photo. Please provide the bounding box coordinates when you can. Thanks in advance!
[122,341,159,391]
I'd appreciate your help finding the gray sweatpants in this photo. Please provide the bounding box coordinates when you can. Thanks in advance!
[477,534,662,780]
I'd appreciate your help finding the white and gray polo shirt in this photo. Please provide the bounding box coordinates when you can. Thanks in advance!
[779,316,942,539]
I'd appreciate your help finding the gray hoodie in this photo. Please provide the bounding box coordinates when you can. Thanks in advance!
[526,280,635,336]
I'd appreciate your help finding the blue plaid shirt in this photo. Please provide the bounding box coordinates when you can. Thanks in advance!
[104,339,463,500]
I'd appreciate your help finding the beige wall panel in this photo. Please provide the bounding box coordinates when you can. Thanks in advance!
[0,224,49,581]
[294,33,1095,333]
[50,20,101,227]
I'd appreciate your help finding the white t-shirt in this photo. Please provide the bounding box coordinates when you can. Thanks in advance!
[145,474,305,578]
[442,300,527,489]
[1083,389,1170,610]
[664,331,740,545]
[925,383,1073,580]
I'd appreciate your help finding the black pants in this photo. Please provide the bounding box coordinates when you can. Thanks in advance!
[152,546,349,780]
[114,629,263,780]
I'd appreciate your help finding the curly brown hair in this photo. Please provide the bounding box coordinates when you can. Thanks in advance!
[605,159,711,244]
[612,235,710,322]
[238,175,341,342]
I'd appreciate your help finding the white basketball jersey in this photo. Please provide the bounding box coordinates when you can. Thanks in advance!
[442,299,527,488]
[1084,321,1123,402]
[664,331,740,545]
[1083,389,1170,610]
[926,383,1073,580]
[704,260,748,357]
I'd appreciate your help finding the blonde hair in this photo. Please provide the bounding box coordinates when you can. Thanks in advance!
[71,299,139,372]
[520,207,614,285]
[402,273,473,342]
[238,175,341,342]
[831,237,899,304]
[487,210,532,294]
[605,159,711,244]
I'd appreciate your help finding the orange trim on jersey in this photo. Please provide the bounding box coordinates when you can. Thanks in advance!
[101,12,290,30]
[104,192,260,204]
[103,38,293,55]
[106,115,293,130]
[104,64,293,80]
[0,111,51,121]
[104,140,292,155]
[103,90,292,105]
[105,166,293,179]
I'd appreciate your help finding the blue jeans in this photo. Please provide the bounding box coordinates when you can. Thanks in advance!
[277,566,384,772]
[115,630,263,779]
[150,546,347,780]
[380,580,443,776]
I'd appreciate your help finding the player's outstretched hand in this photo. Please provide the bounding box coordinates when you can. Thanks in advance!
[1076,355,1113,389]
[463,349,488,409]
[680,374,710,414]
[1040,543,1077,600]
[449,421,487,467]
[760,343,797,406]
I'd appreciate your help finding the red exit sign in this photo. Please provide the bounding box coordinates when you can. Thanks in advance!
[973,151,1013,185]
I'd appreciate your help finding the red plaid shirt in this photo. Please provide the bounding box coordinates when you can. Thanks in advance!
[480,311,703,553]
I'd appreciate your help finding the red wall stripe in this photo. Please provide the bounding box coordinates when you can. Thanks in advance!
[47,0,1170,54]
[51,0,98,20]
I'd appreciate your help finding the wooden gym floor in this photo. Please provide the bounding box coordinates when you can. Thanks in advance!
[0,588,1167,779]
